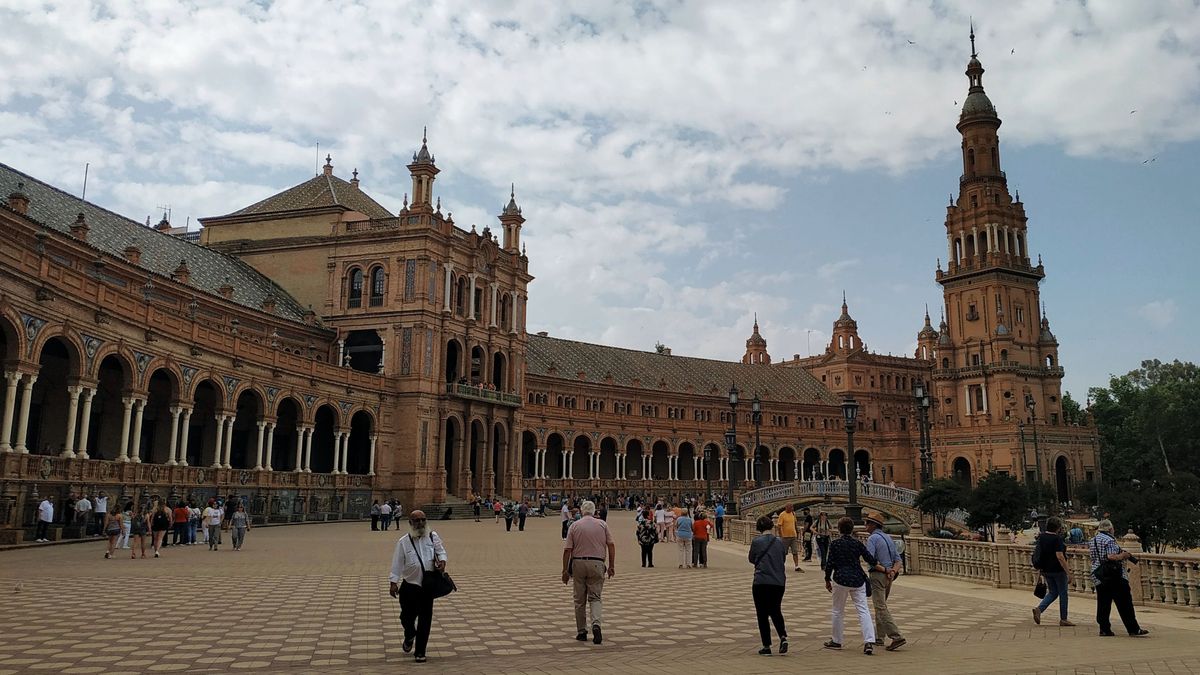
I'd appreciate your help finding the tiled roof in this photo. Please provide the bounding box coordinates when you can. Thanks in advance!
[0,162,311,323]
[527,334,839,406]
[222,173,392,219]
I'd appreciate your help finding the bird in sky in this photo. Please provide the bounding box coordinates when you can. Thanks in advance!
[1011,48,1015,54]
[1130,110,1137,114]
[907,39,916,45]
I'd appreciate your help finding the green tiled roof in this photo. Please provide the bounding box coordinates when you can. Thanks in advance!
[0,162,311,323]
[223,173,392,219]
[527,334,839,406]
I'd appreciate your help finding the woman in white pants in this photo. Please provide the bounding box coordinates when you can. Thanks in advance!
[116,502,133,549]
[823,516,878,655]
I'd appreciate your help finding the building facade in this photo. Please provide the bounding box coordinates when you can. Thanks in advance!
[0,38,1095,541]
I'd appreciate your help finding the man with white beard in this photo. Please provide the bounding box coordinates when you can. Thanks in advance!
[389,510,447,664]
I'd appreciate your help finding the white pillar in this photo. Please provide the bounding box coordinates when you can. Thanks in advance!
[212,415,226,468]
[117,396,134,462]
[368,435,377,476]
[11,374,37,454]
[177,408,191,466]
[537,449,545,479]
[166,406,181,465]
[588,452,596,480]
[794,459,800,481]
[76,388,94,459]
[264,423,276,471]
[468,275,477,319]
[61,385,82,458]
[293,426,305,471]
[561,450,567,479]
[0,371,19,452]
[128,399,146,463]
[303,426,313,472]
[443,264,453,310]
[567,450,574,479]
[489,284,499,327]
[339,432,349,473]
[222,416,234,468]
[253,421,266,470]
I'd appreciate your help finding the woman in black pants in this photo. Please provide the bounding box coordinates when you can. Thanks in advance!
[748,515,788,655]
[636,517,658,567]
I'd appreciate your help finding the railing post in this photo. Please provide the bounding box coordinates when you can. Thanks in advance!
[995,543,1011,588]
[1119,530,1144,604]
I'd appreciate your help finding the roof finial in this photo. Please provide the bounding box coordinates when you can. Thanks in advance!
[510,183,515,199]
[1015,188,1021,202]
[969,18,977,58]
[753,312,759,330]
[422,125,427,144]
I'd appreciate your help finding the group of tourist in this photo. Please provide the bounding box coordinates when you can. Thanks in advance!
[368,499,404,531]
[632,501,714,568]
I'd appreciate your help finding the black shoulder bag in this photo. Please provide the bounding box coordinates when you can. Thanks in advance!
[409,534,458,599]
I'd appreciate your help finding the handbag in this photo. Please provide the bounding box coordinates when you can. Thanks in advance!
[408,534,457,599]
[1033,578,1047,599]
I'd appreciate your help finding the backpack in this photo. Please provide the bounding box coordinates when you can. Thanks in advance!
[1031,536,1044,570]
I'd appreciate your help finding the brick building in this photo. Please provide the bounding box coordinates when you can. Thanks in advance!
[0,38,1095,540]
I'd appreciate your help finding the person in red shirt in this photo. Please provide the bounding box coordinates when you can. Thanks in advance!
[171,502,189,546]
[692,510,713,568]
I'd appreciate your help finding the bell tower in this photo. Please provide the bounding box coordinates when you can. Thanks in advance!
[742,314,771,365]
[932,26,1064,430]
[407,127,439,210]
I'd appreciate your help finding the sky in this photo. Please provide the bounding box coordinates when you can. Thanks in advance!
[1,0,1198,400]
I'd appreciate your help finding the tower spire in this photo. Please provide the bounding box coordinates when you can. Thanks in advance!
[969,18,977,58]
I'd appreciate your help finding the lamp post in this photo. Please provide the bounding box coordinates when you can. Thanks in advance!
[842,395,863,522]
[1026,393,1042,511]
[726,385,739,513]
[914,380,932,486]
[703,443,713,509]
[751,394,763,487]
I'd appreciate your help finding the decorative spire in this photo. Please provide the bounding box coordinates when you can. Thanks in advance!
[413,126,434,164]
[350,168,359,187]
[435,196,442,214]
[969,17,977,58]
[502,183,522,216]
[323,154,333,176]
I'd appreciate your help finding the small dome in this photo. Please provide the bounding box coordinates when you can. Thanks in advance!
[961,91,995,117]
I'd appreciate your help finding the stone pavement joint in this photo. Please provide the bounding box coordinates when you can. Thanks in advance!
[0,516,1197,674]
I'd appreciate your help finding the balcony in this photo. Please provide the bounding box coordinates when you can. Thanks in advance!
[446,382,522,407]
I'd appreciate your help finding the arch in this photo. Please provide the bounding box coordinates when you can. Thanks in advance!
[141,368,181,464]
[229,389,264,469]
[731,444,747,485]
[26,336,79,455]
[598,436,618,479]
[625,438,644,479]
[677,441,696,480]
[967,147,975,171]
[802,447,822,480]
[344,329,383,373]
[952,456,973,486]
[546,432,565,480]
[30,331,84,379]
[650,440,671,481]
[1000,349,1008,362]
[347,410,373,474]
[571,434,591,480]
[521,430,538,479]
[444,416,462,494]
[827,448,846,479]
[499,294,512,331]
[311,404,339,473]
[853,448,871,479]
[701,442,721,479]
[469,418,486,496]
[347,267,364,308]
[444,339,462,383]
[491,421,507,495]
[492,351,507,390]
[470,345,485,384]
[455,276,468,316]
[1054,455,1070,504]
[778,446,796,481]
[0,312,21,363]
[1046,354,1055,368]
[272,397,301,470]
[966,233,976,257]
[369,266,386,306]
[186,379,222,466]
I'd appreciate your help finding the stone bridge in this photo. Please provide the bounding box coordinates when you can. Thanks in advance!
[736,481,969,531]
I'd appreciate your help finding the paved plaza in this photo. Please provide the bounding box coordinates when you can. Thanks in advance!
[1,516,1198,675]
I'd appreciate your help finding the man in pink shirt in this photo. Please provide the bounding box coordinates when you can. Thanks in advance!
[562,500,616,644]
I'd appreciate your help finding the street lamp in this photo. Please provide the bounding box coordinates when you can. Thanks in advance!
[1026,393,1042,512]
[703,443,713,509]
[842,395,863,522]
[726,385,739,513]
[751,394,763,487]
[914,380,932,486]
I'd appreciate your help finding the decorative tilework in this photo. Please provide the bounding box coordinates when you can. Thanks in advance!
[400,327,413,376]
[20,313,46,348]
[266,386,280,404]
[423,328,433,376]
[420,420,428,466]
[133,350,153,378]
[82,334,104,369]
[223,376,241,403]
[404,259,416,301]
[427,260,437,302]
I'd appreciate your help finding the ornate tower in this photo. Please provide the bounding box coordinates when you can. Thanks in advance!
[498,185,524,253]
[407,127,439,210]
[829,293,863,355]
[742,315,771,365]
[932,26,1065,434]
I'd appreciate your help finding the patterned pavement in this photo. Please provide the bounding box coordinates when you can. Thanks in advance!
[1,514,1198,674]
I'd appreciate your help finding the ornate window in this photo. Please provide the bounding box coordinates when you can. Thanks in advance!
[347,268,363,308]
[369,267,385,306]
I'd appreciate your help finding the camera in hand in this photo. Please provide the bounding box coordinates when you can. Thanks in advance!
[1127,555,1139,565]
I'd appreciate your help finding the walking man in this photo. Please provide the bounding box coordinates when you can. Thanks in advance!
[389,510,448,664]
[864,511,906,651]
[1090,519,1148,637]
[801,508,814,561]
[35,495,54,542]
[562,500,615,645]
[561,500,572,540]
[518,500,529,531]
[777,504,803,572]
[75,493,93,535]
[714,501,725,541]
[380,501,393,531]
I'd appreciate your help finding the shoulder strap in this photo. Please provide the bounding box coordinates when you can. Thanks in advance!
[407,535,427,572]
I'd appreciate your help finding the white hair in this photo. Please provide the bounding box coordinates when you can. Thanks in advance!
[580,500,596,516]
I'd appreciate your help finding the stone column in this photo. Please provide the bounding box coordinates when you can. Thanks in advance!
[76,388,95,459]
[339,431,349,474]
[368,435,377,476]
[293,426,305,471]
[264,423,276,471]
[117,396,134,462]
[566,451,573,479]
[60,385,83,458]
[212,415,226,468]
[794,459,800,481]
[177,408,191,467]
[166,406,181,465]
[743,458,751,483]
[443,264,453,310]
[303,427,314,473]
[11,374,38,454]
[253,421,266,470]
[468,275,477,319]
[0,371,19,452]
[222,417,235,468]
[128,399,146,463]
[489,284,499,327]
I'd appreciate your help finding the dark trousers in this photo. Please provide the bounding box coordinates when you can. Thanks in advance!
[505,517,513,531]
[752,584,787,648]
[817,536,830,569]
[371,515,379,530]
[93,513,105,535]
[715,517,724,540]
[1096,578,1141,634]
[640,543,654,567]
[692,539,708,566]
[399,581,435,657]
[518,515,527,531]
[381,515,392,530]
[562,520,570,539]
[803,538,813,560]
[173,522,186,545]
[35,520,49,540]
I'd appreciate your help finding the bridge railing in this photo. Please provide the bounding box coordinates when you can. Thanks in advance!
[737,480,970,526]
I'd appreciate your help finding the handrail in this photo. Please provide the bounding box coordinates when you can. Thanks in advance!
[738,480,970,525]
[445,382,522,406]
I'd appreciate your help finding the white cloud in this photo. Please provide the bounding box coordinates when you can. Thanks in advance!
[1137,299,1177,329]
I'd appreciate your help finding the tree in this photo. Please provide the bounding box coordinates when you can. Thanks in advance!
[1061,391,1083,425]
[964,471,1028,542]
[1104,471,1200,553]
[1089,359,1200,483]
[914,478,965,531]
